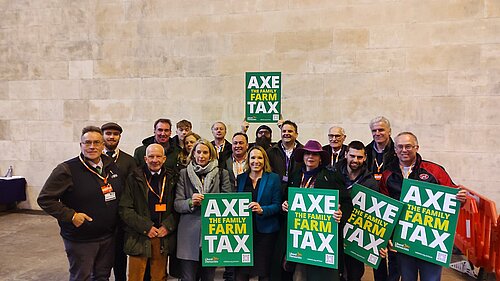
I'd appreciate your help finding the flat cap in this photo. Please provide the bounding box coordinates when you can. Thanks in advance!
[101,122,123,133]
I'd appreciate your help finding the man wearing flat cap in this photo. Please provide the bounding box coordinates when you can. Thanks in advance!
[101,122,136,281]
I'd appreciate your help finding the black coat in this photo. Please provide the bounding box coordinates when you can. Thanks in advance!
[133,136,181,170]
[365,138,397,174]
[266,141,304,195]
[322,144,348,169]
[278,167,349,281]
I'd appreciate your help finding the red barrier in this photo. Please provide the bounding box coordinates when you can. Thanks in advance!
[454,186,497,274]
[494,215,499,281]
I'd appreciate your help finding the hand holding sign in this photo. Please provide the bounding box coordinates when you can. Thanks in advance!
[333,209,342,223]
[281,200,288,212]
[456,187,467,203]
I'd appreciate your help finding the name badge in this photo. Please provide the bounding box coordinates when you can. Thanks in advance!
[282,175,288,182]
[101,184,113,194]
[374,173,382,181]
[155,204,166,212]
[104,191,116,202]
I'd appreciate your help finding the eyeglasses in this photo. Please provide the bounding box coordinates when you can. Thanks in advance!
[396,144,417,151]
[328,134,344,139]
[81,140,103,147]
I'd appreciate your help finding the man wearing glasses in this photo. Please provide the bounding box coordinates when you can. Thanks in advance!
[38,126,123,281]
[323,126,347,169]
[379,132,467,281]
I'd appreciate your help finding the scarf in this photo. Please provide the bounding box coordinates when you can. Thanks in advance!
[187,160,219,194]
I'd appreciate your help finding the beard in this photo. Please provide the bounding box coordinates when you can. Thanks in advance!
[255,136,271,148]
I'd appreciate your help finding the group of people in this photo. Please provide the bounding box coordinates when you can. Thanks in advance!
[37,116,467,281]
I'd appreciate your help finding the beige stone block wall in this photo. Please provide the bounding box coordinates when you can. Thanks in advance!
[0,0,498,211]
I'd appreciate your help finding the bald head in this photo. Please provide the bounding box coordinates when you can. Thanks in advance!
[144,144,166,172]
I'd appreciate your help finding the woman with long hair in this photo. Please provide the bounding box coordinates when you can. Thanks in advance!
[174,139,232,281]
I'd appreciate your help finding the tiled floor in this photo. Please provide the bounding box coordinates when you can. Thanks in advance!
[0,211,494,281]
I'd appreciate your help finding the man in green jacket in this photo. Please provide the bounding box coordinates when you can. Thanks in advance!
[134,118,181,170]
[119,144,178,281]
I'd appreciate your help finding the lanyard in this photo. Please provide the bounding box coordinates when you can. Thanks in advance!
[216,141,225,158]
[300,173,316,188]
[144,173,166,202]
[285,156,291,177]
[283,144,294,177]
[374,157,384,173]
[331,151,339,166]
[79,155,108,184]
[400,165,413,179]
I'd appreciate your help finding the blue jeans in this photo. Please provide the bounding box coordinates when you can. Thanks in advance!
[397,253,442,281]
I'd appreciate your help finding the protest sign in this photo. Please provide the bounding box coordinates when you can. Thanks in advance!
[201,193,253,266]
[245,72,281,123]
[392,179,460,267]
[286,187,339,269]
[343,184,403,268]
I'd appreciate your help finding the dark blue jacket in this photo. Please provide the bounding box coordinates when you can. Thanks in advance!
[237,172,282,233]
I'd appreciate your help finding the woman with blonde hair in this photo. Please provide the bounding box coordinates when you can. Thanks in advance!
[174,139,232,281]
[177,132,201,170]
[235,146,282,281]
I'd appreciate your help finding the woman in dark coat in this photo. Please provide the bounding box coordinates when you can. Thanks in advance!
[281,140,349,281]
[235,146,282,281]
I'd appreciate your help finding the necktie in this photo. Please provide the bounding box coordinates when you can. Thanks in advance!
[96,166,102,175]
[332,152,337,166]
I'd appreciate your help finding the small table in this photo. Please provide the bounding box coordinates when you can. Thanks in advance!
[0,176,27,210]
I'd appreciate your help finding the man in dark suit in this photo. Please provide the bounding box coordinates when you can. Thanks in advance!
[101,122,137,281]
[323,126,348,169]
[211,121,232,165]
[222,132,249,190]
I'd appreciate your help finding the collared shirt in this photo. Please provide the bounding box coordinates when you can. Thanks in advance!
[149,168,162,176]
[214,140,226,158]
[232,156,247,178]
[88,158,103,171]
[103,148,119,158]
[281,142,296,159]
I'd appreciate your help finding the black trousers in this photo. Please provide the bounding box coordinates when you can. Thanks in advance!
[63,235,115,281]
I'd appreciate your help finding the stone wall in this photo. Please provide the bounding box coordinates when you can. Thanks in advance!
[0,0,499,210]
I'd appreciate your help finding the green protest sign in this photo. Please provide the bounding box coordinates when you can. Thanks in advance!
[201,193,253,267]
[245,72,281,123]
[343,184,404,268]
[392,179,460,267]
[286,187,339,269]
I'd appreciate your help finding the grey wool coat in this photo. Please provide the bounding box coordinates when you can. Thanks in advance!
[174,165,232,261]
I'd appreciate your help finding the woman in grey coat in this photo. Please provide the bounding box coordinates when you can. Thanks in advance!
[174,139,232,281]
